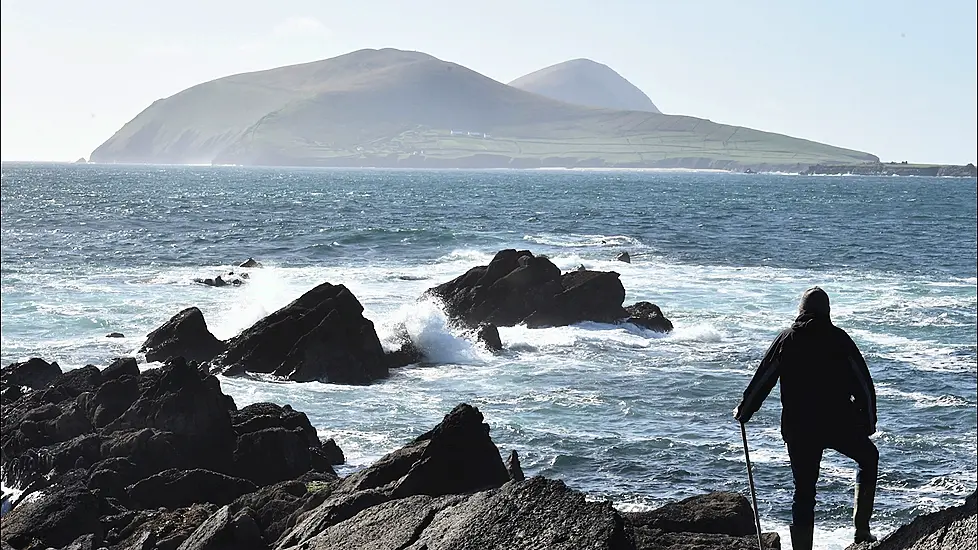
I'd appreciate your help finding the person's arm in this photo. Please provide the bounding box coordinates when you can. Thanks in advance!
[846,334,877,434]
[735,331,787,423]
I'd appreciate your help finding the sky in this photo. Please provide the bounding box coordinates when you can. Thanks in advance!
[1,0,976,164]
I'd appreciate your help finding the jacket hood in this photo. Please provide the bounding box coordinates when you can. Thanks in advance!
[793,286,831,327]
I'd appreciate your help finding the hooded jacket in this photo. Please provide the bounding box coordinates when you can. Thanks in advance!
[737,287,877,441]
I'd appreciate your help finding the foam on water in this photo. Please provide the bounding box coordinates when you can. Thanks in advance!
[2,165,974,542]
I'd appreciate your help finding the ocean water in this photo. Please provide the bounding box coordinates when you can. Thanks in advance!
[1,163,975,549]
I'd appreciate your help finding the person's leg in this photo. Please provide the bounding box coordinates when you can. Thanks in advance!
[786,438,823,550]
[830,433,880,542]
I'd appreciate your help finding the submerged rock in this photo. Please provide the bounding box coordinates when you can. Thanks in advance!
[139,307,226,364]
[616,251,631,263]
[194,272,247,287]
[239,258,262,268]
[476,323,503,351]
[105,332,125,338]
[623,302,674,333]
[212,281,389,384]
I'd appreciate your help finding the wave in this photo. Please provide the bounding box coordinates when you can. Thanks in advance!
[522,233,646,250]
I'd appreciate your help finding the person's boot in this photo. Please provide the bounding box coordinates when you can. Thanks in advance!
[853,481,877,543]
[790,523,814,550]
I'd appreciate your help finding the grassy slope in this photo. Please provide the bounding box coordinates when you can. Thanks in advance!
[92,49,878,169]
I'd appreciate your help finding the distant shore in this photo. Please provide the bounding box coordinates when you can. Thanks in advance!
[801,162,977,177]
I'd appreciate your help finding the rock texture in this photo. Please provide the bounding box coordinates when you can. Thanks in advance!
[210,282,389,383]
[3,359,792,550]
[847,490,977,550]
[425,249,673,332]
[139,307,225,364]
[0,357,337,550]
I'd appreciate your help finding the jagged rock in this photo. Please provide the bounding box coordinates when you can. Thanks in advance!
[338,403,510,498]
[385,340,424,368]
[623,302,673,333]
[426,249,630,328]
[104,503,216,550]
[280,477,635,550]
[0,485,103,550]
[239,258,262,268]
[175,505,268,550]
[212,282,389,384]
[64,533,97,550]
[126,468,257,510]
[616,251,631,263]
[847,490,976,550]
[505,450,525,481]
[140,307,226,364]
[106,332,126,338]
[227,481,310,544]
[476,323,503,351]
[1,357,62,393]
[321,438,345,465]
[194,273,247,288]
[232,428,317,486]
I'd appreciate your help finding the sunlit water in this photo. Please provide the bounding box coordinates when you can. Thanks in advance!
[2,163,975,549]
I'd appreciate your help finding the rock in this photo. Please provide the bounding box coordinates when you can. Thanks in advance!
[239,258,262,268]
[476,323,503,351]
[281,477,635,550]
[140,307,226,364]
[175,505,268,550]
[212,282,389,384]
[102,356,140,382]
[623,302,674,333]
[194,272,247,288]
[64,533,97,550]
[1,357,62,393]
[231,427,317,486]
[227,481,310,544]
[623,491,755,536]
[384,340,424,368]
[633,530,780,549]
[106,332,126,338]
[847,490,976,550]
[425,249,631,328]
[0,486,104,550]
[616,251,631,263]
[104,503,216,550]
[321,438,345,465]
[505,450,525,481]
[126,468,257,510]
[338,403,510,498]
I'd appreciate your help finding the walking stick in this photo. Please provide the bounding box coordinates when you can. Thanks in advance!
[740,422,765,550]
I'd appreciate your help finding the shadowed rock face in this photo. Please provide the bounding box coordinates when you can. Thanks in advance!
[139,307,226,364]
[210,282,389,384]
[425,249,629,328]
[424,249,673,333]
[0,356,337,550]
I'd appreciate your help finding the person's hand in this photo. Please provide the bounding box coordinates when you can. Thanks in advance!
[733,405,744,423]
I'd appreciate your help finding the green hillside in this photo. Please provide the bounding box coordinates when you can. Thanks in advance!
[92,49,879,169]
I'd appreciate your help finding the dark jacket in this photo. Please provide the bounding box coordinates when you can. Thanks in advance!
[737,312,877,442]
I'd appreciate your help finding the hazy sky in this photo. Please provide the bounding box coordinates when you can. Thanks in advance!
[2,0,976,163]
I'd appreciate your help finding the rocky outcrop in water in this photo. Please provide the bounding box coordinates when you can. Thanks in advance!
[425,249,673,332]
[803,162,978,177]
[142,281,414,383]
[193,271,248,287]
[847,490,977,550]
[210,281,390,383]
[1,359,781,550]
[139,307,226,364]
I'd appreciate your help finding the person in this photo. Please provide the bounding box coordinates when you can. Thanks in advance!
[734,286,878,550]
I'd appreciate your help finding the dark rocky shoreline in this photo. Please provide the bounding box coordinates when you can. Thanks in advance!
[2,250,974,549]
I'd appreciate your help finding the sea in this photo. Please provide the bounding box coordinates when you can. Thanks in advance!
[1,163,975,549]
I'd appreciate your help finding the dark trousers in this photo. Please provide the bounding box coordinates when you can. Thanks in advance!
[785,431,879,527]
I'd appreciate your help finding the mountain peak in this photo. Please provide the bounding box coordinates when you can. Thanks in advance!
[509,59,660,113]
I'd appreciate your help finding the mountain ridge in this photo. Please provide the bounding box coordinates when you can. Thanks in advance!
[91,48,879,170]
[509,58,661,113]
